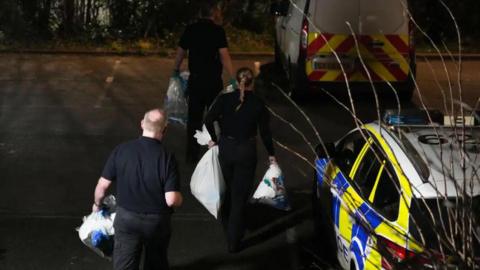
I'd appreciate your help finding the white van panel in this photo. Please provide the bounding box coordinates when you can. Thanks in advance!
[284,0,308,65]
[359,0,408,34]
[313,0,360,34]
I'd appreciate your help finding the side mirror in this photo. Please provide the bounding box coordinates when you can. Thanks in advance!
[270,0,289,16]
[316,142,336,159]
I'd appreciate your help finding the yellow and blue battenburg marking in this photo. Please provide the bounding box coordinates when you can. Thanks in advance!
[315,158,329,186]
[315,158,393,269]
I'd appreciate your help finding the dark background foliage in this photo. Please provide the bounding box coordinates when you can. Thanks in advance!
[0,0,478,49]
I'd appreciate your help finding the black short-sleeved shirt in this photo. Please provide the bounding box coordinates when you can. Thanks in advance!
[179,19,228,78]
[102,136,180,214]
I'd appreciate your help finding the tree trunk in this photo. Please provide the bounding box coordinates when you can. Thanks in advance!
[38,0,52,37]
[63,0,75,37]
[86,0,92,26]
[79,0,85,27]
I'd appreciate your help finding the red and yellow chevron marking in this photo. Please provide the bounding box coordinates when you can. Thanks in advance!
[306,33,411,83]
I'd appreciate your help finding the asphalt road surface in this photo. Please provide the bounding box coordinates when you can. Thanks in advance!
[0,53,478,270]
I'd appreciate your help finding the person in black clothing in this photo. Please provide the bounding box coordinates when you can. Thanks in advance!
[92,108,183,270]
[173,0,234,163]
[204,67,277,253]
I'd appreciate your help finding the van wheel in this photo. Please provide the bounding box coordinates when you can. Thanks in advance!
[312,178,338,264]
[288,64,307,101]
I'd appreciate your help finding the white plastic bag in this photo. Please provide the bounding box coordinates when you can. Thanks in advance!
[77,195,116,259]
[164,72,188,125]
[190,145,225,219]
[251,164,291,211]
[194,125,212,146]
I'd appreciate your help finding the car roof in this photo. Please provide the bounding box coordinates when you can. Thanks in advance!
[367,123,480,199]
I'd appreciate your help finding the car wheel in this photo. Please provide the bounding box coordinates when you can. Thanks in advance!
[312,177,338,264]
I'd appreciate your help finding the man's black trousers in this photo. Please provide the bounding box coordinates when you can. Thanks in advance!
[218,137,257,247]
[186,76,222,162]
[113,207,171,270]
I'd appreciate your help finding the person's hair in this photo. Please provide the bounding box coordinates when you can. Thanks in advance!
[199,0,218,18]
[142,108,167,133]
[236,67,254,88]
[235,67,255,111]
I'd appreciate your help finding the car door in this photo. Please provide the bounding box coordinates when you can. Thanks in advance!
[330,131,372,268]
[347,135,405,270]
[341,139,386,270]
[366,160,401,221]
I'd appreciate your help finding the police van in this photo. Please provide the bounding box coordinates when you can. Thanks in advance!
[313,110,480,269]
[271,0,415,99]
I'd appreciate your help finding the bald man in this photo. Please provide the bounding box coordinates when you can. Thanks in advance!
[93,108,182,270]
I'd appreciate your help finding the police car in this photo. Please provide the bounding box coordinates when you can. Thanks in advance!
[313,110,480,269]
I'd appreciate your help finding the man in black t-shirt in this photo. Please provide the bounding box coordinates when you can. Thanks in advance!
[92,108,182,270]
[173,1,234,163]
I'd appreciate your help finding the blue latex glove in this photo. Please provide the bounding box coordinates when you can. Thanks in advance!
[229,78,237,89]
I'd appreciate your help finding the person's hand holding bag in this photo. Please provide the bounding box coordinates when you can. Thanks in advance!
[268,156,277,165]
[208,140,216,149]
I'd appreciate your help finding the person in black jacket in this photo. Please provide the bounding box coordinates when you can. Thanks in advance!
[204,67,277,253]
[173,0,234,163]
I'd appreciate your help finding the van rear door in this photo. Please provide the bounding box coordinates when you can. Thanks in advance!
[359,0,407,35]
[359,0,408,54]
[358,0,410,82]
[306,0,411,83]
[305,0,359,82]
[313,0,407,37]
[313,0,359,34]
